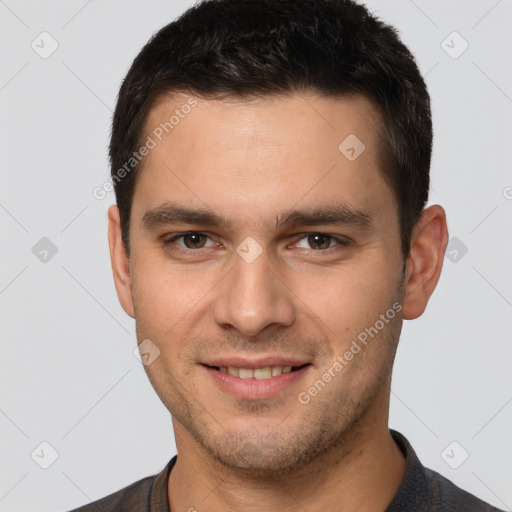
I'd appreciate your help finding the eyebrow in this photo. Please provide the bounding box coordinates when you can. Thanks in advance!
[141,202,374,231]
[276,204,373,230]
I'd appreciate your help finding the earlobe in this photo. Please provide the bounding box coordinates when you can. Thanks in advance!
[402,205,449,320]
[107,204,135,318]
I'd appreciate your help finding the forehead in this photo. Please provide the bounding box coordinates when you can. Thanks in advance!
[144,91,383,159]
[134,92,394,229]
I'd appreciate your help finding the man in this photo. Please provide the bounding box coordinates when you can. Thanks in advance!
[70,0,503,510]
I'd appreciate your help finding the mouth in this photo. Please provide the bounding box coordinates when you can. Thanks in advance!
[201,361,313,399]
[203,363,311,380]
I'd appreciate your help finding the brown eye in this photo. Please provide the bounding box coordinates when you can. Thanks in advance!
[163,232,218,253]
[307,234,332,250]
[182,233,208,249]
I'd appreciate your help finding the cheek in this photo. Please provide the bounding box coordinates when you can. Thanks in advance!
[286,257,398,342]
[131,257,218,337]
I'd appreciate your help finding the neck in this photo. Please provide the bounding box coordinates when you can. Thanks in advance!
[168,407,406,511]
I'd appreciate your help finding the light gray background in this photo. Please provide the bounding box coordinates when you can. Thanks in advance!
[1,1,511,511]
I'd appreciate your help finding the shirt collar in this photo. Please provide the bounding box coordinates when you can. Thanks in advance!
[149,455,177,512]
[152,431,426,512]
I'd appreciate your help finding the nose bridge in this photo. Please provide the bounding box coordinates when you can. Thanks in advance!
[212,246,295,336]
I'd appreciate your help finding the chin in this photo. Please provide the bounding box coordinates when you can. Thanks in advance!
[210,442,307,476]
[199,422,346,478]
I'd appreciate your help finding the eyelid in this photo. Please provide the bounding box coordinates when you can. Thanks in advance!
[292,233,351,250]
[163,231,218,248]
[163,231,350,253]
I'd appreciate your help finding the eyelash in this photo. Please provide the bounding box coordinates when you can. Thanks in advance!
[162,231,350,254]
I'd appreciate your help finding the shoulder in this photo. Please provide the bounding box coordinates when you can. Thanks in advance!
[67,474,155,512]
[388,431,504,512]
[66,457,176,512]
[424,466,504,512]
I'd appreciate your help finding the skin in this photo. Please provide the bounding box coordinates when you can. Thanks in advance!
[108,92,449,511]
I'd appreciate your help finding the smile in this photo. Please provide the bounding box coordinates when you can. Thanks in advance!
[203,363,312,399]
[210,365,307,379]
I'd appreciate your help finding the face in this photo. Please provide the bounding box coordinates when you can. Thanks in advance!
[113,92,409,474]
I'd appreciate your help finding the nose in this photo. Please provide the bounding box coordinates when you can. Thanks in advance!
[212,246,296,337]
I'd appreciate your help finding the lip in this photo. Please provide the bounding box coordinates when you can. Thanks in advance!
[203,363,312,400]
[201,356,311,369]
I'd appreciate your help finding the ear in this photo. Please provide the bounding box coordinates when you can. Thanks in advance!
[402,204,449,320]
[108,204,135,318]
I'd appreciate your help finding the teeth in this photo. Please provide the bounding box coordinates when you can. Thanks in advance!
[254,367,272,379]
[218,365,297,379]
[227,366,239,377]
[239,368,254,379]
[271,366,281,376]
